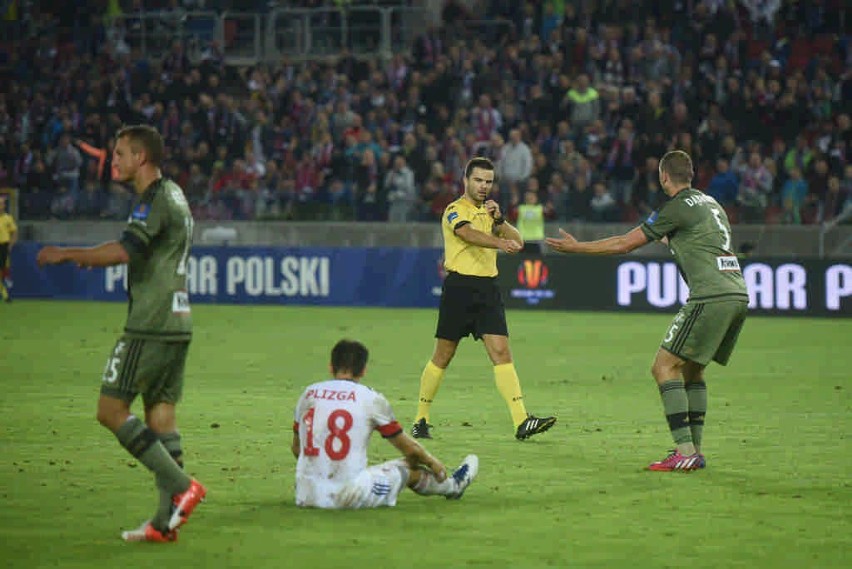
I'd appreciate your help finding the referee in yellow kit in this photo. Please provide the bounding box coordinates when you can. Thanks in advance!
[412,157,557,440]
[0,195,17,303]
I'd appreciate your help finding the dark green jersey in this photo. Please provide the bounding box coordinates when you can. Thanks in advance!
[119,178,193,340]
[641,188,748,303]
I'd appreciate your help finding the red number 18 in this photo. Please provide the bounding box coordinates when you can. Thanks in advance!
[302,408,353,461]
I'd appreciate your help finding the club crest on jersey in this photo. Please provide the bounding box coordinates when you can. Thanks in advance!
[131,204,151,222]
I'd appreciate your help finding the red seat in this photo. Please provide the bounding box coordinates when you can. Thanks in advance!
[763,205,783,224]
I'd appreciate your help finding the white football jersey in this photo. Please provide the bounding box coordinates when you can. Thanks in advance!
[293,379,403,507]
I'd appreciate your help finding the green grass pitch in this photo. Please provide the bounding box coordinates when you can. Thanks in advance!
[1,301,849,568]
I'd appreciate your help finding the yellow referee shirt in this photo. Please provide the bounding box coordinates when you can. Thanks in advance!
[442,197,497,277]
[0,213,16,244]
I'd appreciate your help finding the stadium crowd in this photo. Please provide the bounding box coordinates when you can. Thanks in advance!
[0,0,849,224]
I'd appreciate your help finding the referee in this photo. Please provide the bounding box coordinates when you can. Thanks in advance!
[412,157,557,440]
[0,196,16,303]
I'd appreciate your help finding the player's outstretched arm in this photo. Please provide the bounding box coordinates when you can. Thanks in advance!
[37,241,130,268]
[388,432,448,481]
[545,226,649,256]
[455,224,522,254]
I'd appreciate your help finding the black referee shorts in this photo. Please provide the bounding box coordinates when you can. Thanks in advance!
[0,243,8,269]
[435,272,509,342]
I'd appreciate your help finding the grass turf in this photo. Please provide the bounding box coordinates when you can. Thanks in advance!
[1,301,849,568]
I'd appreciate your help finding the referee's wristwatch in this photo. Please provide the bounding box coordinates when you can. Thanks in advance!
[493,215,505,225]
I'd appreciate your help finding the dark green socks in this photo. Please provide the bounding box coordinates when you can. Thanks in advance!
[115,417,190,496]
[658,380,697,456]
[685,381,707,451]
[153,432,184,531]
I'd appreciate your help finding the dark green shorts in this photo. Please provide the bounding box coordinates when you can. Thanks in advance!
[100,336,190,406]
[660,300,748,366]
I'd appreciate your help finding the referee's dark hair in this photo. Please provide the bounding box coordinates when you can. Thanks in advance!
[331,339,369,377]
[464,157,495,179]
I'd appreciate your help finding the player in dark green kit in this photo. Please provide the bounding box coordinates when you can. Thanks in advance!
[546,150,748,472]
[37,125,207,541]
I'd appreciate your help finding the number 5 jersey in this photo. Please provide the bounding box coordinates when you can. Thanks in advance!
[119,177,194,340]
[640,188,748,304]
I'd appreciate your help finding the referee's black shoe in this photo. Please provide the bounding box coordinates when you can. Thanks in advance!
[515,414,557,440]
[411,418,433,439]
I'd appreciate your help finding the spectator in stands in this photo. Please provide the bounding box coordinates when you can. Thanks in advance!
[1,0,847,228]
[633,156,666,219]
[605,125,637,205]
[497,128,533,194]
[706,158,739,206]
[805,156,832,222]
[50,185,75,219]
[784,135,814,176]
[733,149,773,223]
[568,174,591,221]
[543,172,569,221]
[565,74,600,138]
[385,154,417,223]
[355,148,381,221]
[781,167,808,224]
[49,134,83,201]
[77,180,103,219]
[589,180,619,222]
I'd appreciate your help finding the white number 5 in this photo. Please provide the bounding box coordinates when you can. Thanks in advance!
[102,341,125,384]
[710,208,731,253]
[103,358,120,383]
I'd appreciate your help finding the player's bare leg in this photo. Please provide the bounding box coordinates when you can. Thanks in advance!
[683,361,707,459]
[483,334,556,440]
[413,339,459,438]
[96,394,133,433]
[648,349,702,471]
[431,338,459,368]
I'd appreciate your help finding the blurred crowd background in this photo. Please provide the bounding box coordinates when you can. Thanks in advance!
[0,0,849,225]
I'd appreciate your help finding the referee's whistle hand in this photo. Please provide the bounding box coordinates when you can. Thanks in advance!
[500,239,522,254]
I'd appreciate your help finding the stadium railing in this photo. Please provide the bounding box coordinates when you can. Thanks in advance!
[109,10,222,62]
[107,6,438,64]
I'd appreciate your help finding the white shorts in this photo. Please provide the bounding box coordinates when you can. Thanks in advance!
[296,459,410,509]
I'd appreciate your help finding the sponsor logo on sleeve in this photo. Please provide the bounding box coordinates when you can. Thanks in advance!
[447,211,459,224]
[131,204,150,223]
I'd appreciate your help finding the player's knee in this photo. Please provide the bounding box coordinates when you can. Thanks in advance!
[96,398,130,431]
[683,363,705,383]
[650,360,675,382]
[432,344,457,368]
[432,353,452,368]
[96,406,119,429]
[489,346,512,365]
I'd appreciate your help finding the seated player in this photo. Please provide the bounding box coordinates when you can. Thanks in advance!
[292,339,478,508]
